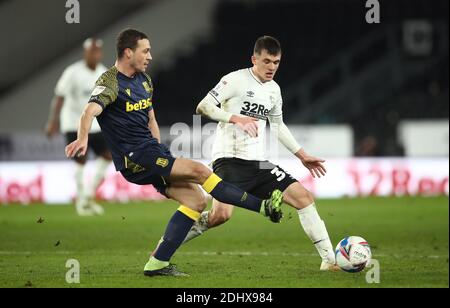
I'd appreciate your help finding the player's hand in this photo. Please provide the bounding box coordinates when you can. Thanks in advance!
[65,138,88,158]
[45,120,59,138]
[230,115,259,137]
[298,150,327,178]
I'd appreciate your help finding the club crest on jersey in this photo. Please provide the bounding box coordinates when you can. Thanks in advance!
[156,158,169,168]
[142,81,152,93]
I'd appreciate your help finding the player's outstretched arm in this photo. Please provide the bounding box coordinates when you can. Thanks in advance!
[196,96,259,137]
[269,115,326,178]
[295,148,327,178]
[65,102,102,158]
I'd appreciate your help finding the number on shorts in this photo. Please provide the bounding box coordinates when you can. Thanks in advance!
[271,167,286,182]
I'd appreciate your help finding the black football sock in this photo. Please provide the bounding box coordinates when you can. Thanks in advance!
[201,173,263,213]
[153,205,200,261]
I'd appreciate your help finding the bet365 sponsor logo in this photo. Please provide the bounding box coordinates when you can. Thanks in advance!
[126,98,152,112]
[240,102,269,120]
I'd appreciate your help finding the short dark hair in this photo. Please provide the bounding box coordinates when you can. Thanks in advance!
[253,36,282,56]
[116,28,148,58]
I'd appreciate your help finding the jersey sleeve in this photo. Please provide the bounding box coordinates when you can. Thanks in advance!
[54,66,73,97]
[208,72,239,105]
[89,69,119,109]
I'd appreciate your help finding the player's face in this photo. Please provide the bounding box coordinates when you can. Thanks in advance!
[251,49,281,82]
[130,39,152,73]
[84,45,102,68]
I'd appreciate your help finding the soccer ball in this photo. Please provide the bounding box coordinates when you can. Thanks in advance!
[335,236,372,273]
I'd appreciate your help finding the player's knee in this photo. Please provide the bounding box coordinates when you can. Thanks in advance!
[191,162,212,183]
[74,156,87,165]
[186,195,208,213]
[299,189,315,208]
[288,188,315,209]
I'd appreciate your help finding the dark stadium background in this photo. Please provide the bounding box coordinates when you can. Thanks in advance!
[0,0,448,158]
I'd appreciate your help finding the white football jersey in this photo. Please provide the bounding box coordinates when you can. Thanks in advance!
[209,68,283,161]
[55,60,107,133]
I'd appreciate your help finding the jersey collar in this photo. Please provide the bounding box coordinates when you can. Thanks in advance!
[248,68,264,85]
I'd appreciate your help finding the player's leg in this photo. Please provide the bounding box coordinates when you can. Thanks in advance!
[144,182,208,276]
[183,200,234,244]
[252,162,338,270]
[209,200,234,226]
[66,132,93,216]
[282,182,338,271]
[182,158,274,244]
[84,132,112,215]
[168,158,282,222]
[73,155,93,216]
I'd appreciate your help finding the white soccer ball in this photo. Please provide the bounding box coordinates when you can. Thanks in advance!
[335,236,372,273]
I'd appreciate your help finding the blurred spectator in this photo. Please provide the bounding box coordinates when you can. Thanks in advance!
[356,135,380,157]
[44,38,111,216]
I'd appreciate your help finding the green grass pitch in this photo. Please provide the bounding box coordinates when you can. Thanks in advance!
[0,196,448,288]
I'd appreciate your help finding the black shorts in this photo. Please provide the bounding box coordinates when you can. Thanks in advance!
[212,158,297,199]
[65,132,109,156]
[119,142,176,196]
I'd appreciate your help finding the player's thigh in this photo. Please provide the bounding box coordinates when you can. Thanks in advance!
[209,199,234,224]
[166,181,208,213]
[168,158,212,184]
[282,181,315,210]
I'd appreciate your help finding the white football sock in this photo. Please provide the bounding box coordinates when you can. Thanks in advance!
[298,203,335,264]
[182,211,210,244]
[74,163,85,203]
[85,157,110,199]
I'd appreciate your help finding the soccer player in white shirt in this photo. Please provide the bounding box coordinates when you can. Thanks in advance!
[45,38,112,216]
[183,36,338,271]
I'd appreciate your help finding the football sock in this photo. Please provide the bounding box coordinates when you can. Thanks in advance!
[201,173,262,213]
[85,157,109,199]
[74,163,85,203]
[153,205,201,262]
[298,203,335,263]
[182,211,210,244]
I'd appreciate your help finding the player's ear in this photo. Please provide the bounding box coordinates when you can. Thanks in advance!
[125,48,133,59]
[251,55,257,65]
